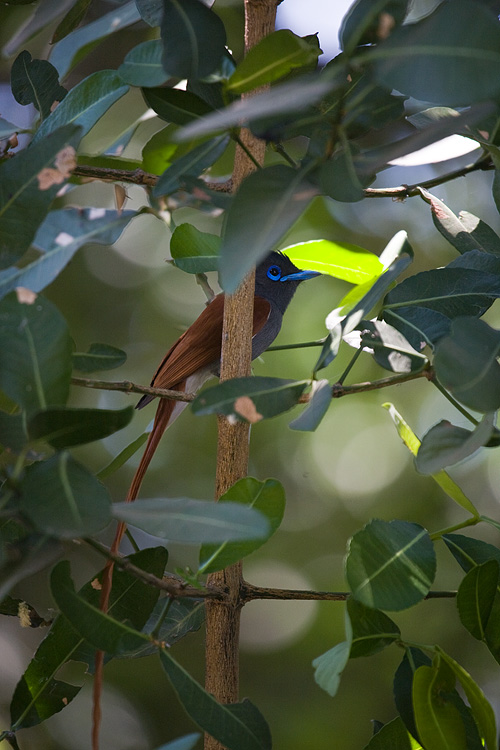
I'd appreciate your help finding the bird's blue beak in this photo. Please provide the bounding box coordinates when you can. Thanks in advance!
[280,269,321,282]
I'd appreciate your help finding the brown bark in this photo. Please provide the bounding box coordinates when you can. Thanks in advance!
[204,2,278,748]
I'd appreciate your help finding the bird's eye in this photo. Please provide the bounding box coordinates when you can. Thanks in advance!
[267,265,282,281]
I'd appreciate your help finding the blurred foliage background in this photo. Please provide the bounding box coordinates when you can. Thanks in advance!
[1,1,499,748]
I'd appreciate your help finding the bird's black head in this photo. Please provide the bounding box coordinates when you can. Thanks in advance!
[255,251,320,313]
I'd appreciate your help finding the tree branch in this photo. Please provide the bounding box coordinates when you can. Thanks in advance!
[70,376,195,402]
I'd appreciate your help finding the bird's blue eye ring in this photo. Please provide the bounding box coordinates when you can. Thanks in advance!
[267,265,282,281]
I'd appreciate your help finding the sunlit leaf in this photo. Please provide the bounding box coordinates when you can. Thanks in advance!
[170,224,220,273]
[283,238,382,285]
[413,656,467,750]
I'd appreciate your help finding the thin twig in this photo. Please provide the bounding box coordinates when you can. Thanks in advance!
[241,583,457,602]
[70,377,195,402]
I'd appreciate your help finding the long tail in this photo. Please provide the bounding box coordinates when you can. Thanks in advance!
[92,389,184,750]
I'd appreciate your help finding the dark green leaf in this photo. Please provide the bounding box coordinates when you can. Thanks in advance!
[199,478,285,574]
[136,0,163,26]
[416,414,496,474]
[118,40,168,87]
[192,376,308,422]
[160,650,272,750]
[362,717,413,750]
[51,0,93,44]
[28,405,134,449]
[0,411,27,452]
[32,70,129,144]
[457,560,499,641]
[419,189,500,257]
[413,657,467,750]
[160,0,226,80]
[0,124,80,268]
[340,0,409,55]
[72,343,127,372]
[371,0,500,105]
[154,135,229,197]
[443,533,500,573]
[346,519,436,611]
[10,547,167,729]
[0,534,62,605]
[289,378,331,431]
[11,51,67,120]
[434,317,500,412]
[112,496,270,544]
[143,87,214,126]
[220,166,318,292]
[0,208,136,301]
[21,452,111,538]
[176,75,339,142]
[124,598,205,658]
[227,30,321,94]
[348,598,400,658]
[97,430,149,480]
[50,561,149,655]
[394,648,431,742]
[49,2,141,79]
[319,141,371,203]
[170,224,220,273]
[0,292,72,415]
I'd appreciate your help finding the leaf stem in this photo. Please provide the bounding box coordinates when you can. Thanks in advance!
[150,596,175,640]
[337,347,363,386]
[267,338,326,352]
[430,516,480,541]
[430,375,479,426]
[231,132,262,170]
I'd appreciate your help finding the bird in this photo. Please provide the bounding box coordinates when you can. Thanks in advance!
[123,250,320,506]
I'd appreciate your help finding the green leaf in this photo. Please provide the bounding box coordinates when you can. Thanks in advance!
[347,598,400,658]
[227,30,321,94]
[11,50,67,120]
[443,534,500,573]
[32,70,129,145]
[142,125,180,175]
[362,717,414,750]
[49,1,141,79]
[143,87,214,126]
[112,496,270,544]
[340,0,409,56]
[419,189,500,257]
[312,640,352,698]
[220,166,318,293]
[371,0,500,106]
[0,533,62,604]
[358,319,428,374]
[416,414,496,475]
[436,648,497,750]
[457,560,499,641]
[0,117,22,139]
[160,650,272,750]
[28,405,134,449]
[160,0,227,80]
[0,208,135,302]
[412,657,467,750]
[434,317,500,412]
[283,238,383,285]
[383,403,480,518]
[394,648,431,742]
[346,519,436,611]
[124,598,205,658]
[199,478,285,574]
[170,224,220,273]
[154,135,230,197]
[136,0,163,26]
[0,292,72,414]
[319,141,372,203]
[0,411,27,453]
[0,123,80,268]
[51,0,93,44]
[118,40,168,87]
[289,378,331,432]
[72,343,127,373]
[97,430,149,480]
[192,376,308,422]
[10,547,167,729]
[21,452,111,538]
[50,560,149,655]
[176,74,339,142]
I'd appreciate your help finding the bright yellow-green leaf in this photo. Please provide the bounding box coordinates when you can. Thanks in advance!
[283,239,383,285]
[383,403,479,518]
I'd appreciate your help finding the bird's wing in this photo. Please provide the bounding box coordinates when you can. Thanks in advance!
[147,293,271,392]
